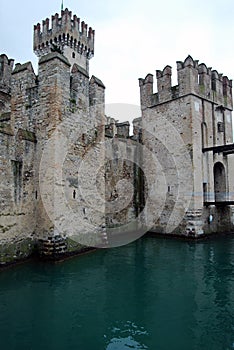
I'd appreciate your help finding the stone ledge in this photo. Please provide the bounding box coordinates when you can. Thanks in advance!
[71,63,89,78]
[90,75,105,88]
[39,52,71,67]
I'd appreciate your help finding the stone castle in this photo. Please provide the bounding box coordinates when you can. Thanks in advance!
[0,8,234,266]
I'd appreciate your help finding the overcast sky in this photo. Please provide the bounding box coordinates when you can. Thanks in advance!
[0,0,233,121]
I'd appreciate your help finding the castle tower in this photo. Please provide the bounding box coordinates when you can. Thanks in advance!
[32,9,106,253]
[33,8,95,74]
[139,55,234,237]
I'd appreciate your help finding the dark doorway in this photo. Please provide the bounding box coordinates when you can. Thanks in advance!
[213,162,226,202]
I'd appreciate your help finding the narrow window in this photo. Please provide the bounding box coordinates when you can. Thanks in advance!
[72,52,75,59]
[217,122,224,132]
[73,190,76,199]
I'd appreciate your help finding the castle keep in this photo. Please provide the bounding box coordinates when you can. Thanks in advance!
[0,8,234,266]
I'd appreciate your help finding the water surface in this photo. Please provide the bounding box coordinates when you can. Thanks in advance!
[0,235,233,350]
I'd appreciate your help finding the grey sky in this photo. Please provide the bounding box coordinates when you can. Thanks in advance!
[0,0,233,121]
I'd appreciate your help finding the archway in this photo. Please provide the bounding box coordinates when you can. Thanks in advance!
[213,162,226,202]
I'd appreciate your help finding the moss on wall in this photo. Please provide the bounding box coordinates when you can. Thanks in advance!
[0,238,35,266]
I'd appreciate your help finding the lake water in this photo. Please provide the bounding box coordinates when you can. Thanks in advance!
[0,235,233,350]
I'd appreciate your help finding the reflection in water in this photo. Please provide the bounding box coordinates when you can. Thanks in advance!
[192,239,234,349]
[105,321,148,349]
[106,336,146,350]
[0,236,233,350]
[105,321,148,350]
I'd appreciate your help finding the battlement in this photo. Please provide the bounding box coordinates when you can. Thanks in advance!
[139,55,233,110]
[33,8,95,62]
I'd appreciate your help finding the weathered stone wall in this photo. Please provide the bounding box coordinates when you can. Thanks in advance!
[105,137,137,228]
[0,122,37,265]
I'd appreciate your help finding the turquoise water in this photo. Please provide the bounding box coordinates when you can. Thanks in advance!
[0,236,234,350]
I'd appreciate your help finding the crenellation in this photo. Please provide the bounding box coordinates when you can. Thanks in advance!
[176,55,199,95]
[211,70,223,103]
[73,15,80,32]
[139,74,153,109]
[198,63,212,100]
[88,27,93,39]
[42,18,50,36]
[156,65,172,102]
[52,13,59,30]
[81,21,87,36]
[223,76,233,108]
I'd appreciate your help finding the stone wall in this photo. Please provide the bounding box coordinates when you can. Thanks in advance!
[0,114,36,265]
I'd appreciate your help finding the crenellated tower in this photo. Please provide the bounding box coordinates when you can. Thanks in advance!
[33,8,95,73]
[139,55,234,237]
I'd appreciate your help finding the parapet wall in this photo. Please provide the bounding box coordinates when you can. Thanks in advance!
[34,8,95,60]
[139,55,233,110]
